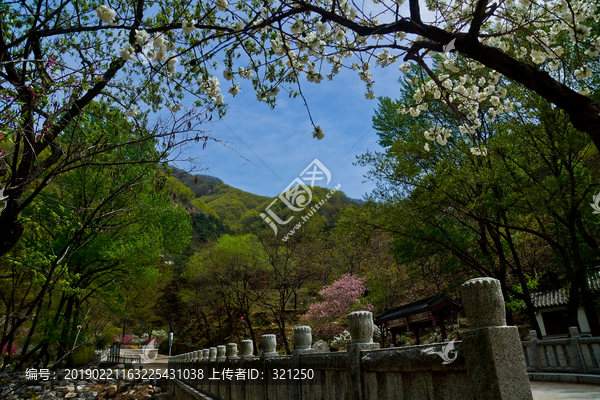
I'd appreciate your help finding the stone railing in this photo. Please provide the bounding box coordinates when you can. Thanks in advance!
[168,278,533,400]
[522,327,600,375]
[92,349,109,363]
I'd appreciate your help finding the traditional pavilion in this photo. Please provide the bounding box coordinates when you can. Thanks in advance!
[374,293,463,346]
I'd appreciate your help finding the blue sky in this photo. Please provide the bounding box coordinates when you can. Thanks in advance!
[169,1,434,200]
[174,63,403,200]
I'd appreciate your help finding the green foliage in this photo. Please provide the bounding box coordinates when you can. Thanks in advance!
[0,102,192,366]
[69,344,95,367]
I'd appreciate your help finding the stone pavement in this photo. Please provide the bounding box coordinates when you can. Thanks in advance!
[531,381,600,399]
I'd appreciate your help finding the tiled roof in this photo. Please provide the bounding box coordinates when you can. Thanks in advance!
[374,293,461,323]
[530,272,600,309]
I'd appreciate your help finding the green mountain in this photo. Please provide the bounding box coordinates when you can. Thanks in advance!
[166,166,361,234]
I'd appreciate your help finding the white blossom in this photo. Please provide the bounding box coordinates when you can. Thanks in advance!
[125,105,138,118]
[120,45,136,61]
[316,22,327,34]
[470,147,488,156]
[134,29,149,45]
[267,85,280,96]
[290,19,304,34]
[312,126,325,140]
[153,34,167,49]
[239,67,253,79]
[96,5,116,25]
[234,20,244,31]
[167,56,178,70]
[215,0,228,11]
[168,102,183,112]
[365,90,375,100]
[424,143,430,152]
[530,50,546,64]
[199,76,221,98]
[229,83,241,97]
[223,70,234,80]
[424,130,435,141]
[575,65,592,79]
[490,96,500,106]
[578,88,590,95]
[182,19,196,34]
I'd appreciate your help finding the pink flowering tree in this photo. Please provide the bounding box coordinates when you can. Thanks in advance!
[121,334,134,345]
[1,343,18,356]
[301,274,372,341]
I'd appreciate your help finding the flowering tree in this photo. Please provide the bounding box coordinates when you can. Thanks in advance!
[121,334,134,344]
[2,0,599,256]
[1,343,18,356]
[301,274,372,341]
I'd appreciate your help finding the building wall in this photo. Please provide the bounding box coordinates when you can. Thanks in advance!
[536,306,593,337]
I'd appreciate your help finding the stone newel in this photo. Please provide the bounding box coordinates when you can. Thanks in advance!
[461,277,533,400]
[262,334,278,356]
[202,348,209,360]
[294,326,312,352]
[226,343,238,359]
[217,345,226,361]
[240,339,254,358]
[348,311,374,344]
[346,311,379,400]
[209,347,217,362]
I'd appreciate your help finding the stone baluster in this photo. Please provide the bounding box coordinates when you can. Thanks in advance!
[197,349,203,361]
[240,340,254,358]
[203,348,209,360]
[217,345,226,361]
[226,343,238,359]
[262,334,278,356]
[294,326,313,352]
[209,347,217,361]
[461,277,533,399]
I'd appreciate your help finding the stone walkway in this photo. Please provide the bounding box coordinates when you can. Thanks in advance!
[531,381,600,399]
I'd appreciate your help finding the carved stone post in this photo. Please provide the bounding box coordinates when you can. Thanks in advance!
[294,326,313,352]
[217,345,226,361]
[262,334,278,356]
[203,348,209,360]
[240,339,254,358]
[209,347,217,361]
[346,311,379,400]
[568,326,587,373]
[526,330,541,372]
[226,343,238,359]
[462,277,533,399]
